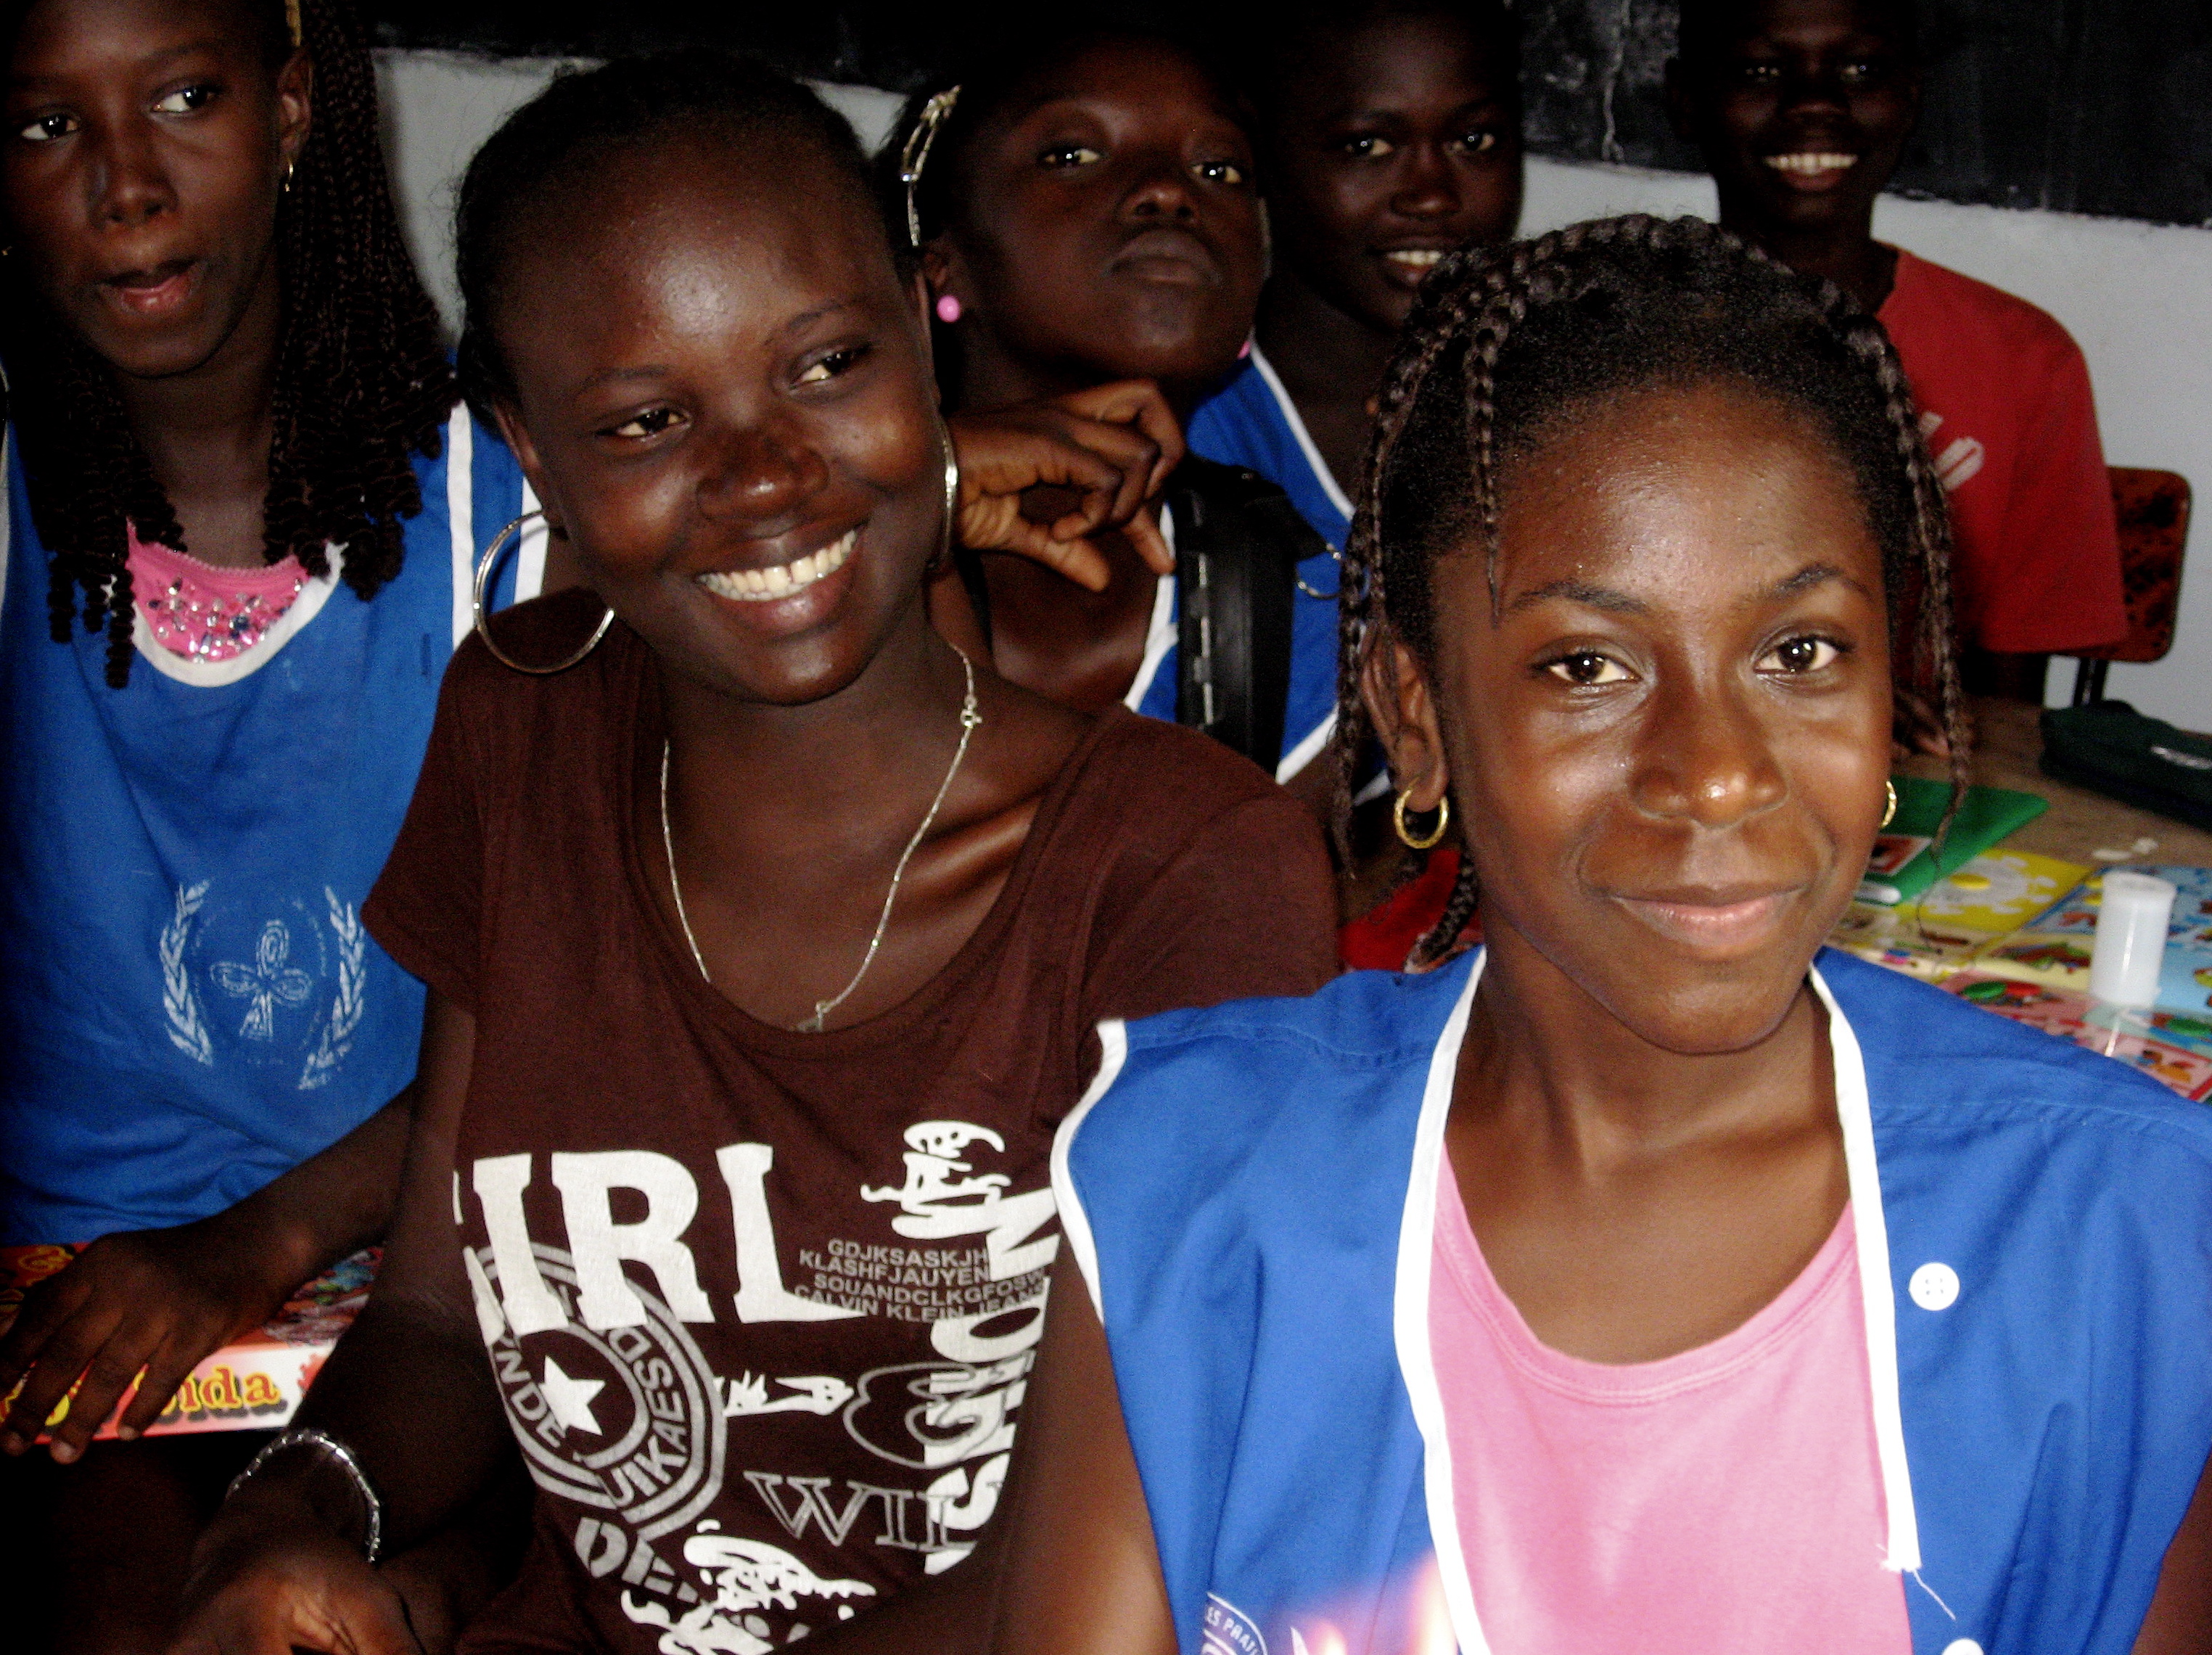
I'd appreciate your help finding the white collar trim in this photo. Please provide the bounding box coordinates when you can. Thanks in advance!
[1391,956,1922,1655]
[1245,345,1357,525]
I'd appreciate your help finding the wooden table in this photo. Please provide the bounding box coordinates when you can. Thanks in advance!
[1897,695,2212,868]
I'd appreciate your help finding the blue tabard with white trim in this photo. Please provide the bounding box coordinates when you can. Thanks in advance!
[1054,948,2212,1655]
[1124,349,1344,783]
[0,409,528,1243]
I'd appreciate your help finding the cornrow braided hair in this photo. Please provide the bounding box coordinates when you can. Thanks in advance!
[2,0,454,687]
[1335,213,1971,969]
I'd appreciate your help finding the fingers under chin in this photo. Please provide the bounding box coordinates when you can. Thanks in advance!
[1032,536,1111,592]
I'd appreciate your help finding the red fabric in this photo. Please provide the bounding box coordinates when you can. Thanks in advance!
[1878,249,2126,655]
[1339,848,1479,972]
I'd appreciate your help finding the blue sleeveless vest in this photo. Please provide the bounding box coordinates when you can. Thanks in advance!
[1135,347,1345,783]
[0,409,530,1243]
[1055,948,2212,1655]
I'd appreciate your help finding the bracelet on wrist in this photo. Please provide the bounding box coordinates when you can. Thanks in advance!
[226,1427,384,1564]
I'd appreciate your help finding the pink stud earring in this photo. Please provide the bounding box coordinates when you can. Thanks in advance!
[935,294,963,324]
[1238,337,1252,359]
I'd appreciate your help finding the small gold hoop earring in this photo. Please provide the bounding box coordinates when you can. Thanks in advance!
[472,512,612,675]
[1881,779,1899,830]
[1393,788,1450,851]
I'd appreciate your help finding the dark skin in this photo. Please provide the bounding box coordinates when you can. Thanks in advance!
[1663,1,2033,708]
[979,382,2212,1654]
[1667,0,2037,707]
[1254,9,1523,491]
[0,0,422,1477]
[924,38,1262,718]
[169,128,1095,1655]
[1664,0,1918,316]
[3,0,308,568]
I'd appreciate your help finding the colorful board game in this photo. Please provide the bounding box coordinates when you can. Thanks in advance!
[0,1247,377,1441]
[1983,866,2212,1017]
[1830,850,2091,981]
[1943,974,2212,1099]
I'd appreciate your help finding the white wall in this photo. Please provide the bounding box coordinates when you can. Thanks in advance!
[372,52,903,329]
[1518,156,2212,728]
[372,52,2212,731]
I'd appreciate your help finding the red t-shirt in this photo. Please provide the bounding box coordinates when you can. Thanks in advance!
[363,601,1339,1653]
[1878,248,2125,655]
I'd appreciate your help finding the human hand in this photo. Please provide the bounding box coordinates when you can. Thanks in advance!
[949,379,1185,591]
[170,1495,425,1655]
[0,1217,304,1461]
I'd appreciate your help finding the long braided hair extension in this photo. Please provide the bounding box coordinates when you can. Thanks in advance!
[1335,214,1971,968]
[2,0,453,687]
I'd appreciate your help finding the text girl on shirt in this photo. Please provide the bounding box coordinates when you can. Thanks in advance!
[170,53,1338,1655]
[893,29,1343,797]
[1665,0,2127,703]
[988,218,2212,1655]
[0,0,527,1644]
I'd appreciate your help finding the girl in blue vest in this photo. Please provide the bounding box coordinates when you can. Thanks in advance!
[1188,0,1522,550]
[1001,218,2212,1654]
[0,0,530,1640]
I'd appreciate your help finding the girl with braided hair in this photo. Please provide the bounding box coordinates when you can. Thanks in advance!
[985,216,2212,1655]
[0,0,530,1639]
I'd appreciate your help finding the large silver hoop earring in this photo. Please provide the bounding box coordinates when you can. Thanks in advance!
[472,512,612,675]
[899,87,962,249]
[934,420,961,572]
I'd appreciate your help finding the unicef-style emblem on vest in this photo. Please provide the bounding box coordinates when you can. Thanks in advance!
[160,881,367,1089]
[1204,1594,1269,1655]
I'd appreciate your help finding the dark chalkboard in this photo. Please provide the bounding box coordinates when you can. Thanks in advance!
[363,0,2212,228]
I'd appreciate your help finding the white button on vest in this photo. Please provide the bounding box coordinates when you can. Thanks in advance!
[1911,1262,1962,1311]
[1941,1640,1983,1655]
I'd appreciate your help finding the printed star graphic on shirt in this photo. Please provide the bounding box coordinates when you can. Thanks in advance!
[540,1356,607,1436]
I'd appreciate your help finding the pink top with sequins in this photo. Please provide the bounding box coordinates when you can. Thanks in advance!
[128,528,308,662]
[1428,1168,1911,1652]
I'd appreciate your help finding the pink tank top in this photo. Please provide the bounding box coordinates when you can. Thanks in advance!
[1428,1167,1911,1653]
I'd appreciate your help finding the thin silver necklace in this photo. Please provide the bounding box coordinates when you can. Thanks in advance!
[660,651,982,1033]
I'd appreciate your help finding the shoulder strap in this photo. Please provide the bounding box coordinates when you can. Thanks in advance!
[1168,459,1323,771]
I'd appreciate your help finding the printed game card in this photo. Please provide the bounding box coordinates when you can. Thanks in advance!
[0,1247,377,1440]
[1945,974,2212,1099]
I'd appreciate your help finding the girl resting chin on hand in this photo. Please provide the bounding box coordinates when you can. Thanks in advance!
[896,28,1343,797]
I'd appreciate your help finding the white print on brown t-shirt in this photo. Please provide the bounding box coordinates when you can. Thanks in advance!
[721,1373,855,1418]
[860,1120,1062,1281]
[461,1132,1060,1641]
[1919,410,1986,492]
[621,1526,875,1655]
[465,1241,728,1596]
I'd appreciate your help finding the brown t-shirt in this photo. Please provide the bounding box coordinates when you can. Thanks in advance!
[364,606,1337,1653]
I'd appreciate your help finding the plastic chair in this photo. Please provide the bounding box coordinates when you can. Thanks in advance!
[2069,468,2192,705]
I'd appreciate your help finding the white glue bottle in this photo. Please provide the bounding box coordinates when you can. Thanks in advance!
[2088,871,2178,1009]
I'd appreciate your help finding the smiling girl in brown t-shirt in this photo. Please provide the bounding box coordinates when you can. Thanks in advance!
[173,54,1336,1655]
